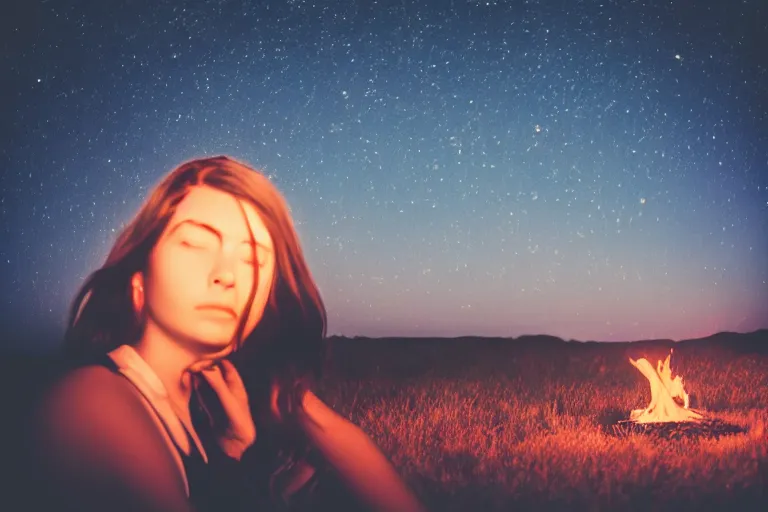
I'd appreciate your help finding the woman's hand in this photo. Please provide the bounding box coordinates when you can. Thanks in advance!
[194,360,256,460]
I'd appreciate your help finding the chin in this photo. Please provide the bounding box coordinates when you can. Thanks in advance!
[182,332,235,355]
[199,338,234,352]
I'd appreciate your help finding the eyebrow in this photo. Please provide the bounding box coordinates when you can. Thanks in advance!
[168,219,274,252]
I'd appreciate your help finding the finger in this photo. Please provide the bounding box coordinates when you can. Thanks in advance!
[199,366,229,396]
[199,366,241,418]
[192,376,215,426]
[194,374,233,437]
[219,360,246,392]
[218,360,249,407]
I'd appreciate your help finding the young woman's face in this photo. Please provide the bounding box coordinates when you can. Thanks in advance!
[139,185,276,355]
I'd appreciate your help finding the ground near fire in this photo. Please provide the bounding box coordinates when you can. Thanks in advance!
[317,330,768,511]
[1,330,766,511]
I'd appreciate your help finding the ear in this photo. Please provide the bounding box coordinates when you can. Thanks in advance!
[131,272,145,313]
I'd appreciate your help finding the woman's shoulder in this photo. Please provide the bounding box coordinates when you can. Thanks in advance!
[33,358,191,510]
[35,361,142,447]
[34,349,157,448]
[42,356,127,407]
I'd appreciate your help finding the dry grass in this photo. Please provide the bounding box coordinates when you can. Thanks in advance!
[317,340,768,511]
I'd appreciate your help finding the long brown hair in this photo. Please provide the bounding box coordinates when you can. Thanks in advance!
[64,155,327,424]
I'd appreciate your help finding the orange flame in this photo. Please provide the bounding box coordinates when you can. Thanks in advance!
[629,350,703,423]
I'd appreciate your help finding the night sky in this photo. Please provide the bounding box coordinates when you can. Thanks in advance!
[2,0,767,352]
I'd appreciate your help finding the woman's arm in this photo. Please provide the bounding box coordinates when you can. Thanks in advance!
[298,391,425,512]
[34,366,193,512]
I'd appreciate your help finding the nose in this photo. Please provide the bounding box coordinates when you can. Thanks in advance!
[210,253,236,288]
[211,270,235,288]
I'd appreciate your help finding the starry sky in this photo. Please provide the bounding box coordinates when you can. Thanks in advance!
[2,0,767,352]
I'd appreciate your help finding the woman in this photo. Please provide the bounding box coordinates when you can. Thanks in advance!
[33,156,425,512]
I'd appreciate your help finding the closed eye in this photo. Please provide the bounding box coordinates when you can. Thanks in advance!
[242,257,266,268]
[241,248,268,267]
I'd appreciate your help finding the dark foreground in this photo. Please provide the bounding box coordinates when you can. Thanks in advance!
[3,330,767,511]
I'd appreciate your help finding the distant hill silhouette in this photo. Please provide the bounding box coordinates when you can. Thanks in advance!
[1,329,765,377]
[326,328,768,353]
[319,329,768,380]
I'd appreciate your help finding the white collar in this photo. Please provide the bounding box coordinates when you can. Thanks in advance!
[106,344,209,463]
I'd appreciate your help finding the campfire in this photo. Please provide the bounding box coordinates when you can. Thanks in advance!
[628,349,702,423]
[612,349,747,439]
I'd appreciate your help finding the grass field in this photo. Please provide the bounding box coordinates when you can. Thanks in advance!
[1,331,765,510]
[318,333,768,511]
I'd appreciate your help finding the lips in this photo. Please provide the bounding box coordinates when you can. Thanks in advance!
[196,304,237,318]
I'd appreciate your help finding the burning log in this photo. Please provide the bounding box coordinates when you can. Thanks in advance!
[611,350,747,439]
[628,350,703,423]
